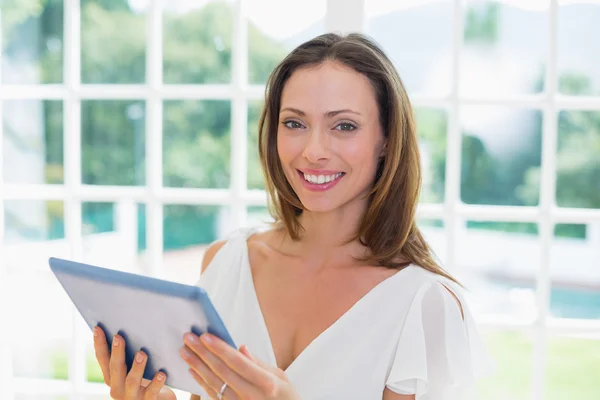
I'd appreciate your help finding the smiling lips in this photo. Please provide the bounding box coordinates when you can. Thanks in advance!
[297,169,345,192]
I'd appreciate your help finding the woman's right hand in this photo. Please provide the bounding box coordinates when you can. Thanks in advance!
[93,326,177,400]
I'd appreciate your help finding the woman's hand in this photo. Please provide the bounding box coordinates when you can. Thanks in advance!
[180,333,301,400]
[93,326,177,400]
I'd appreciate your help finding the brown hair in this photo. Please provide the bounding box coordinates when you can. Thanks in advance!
[258,32,456,283]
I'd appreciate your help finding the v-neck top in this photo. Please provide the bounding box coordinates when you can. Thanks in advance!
[197,228,493,400]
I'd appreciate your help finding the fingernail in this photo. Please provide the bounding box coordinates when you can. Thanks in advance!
[180,347,192,359]
[93,327,99,337]
[201,334,213,345]
[135,351,145,363]
[184,333,198,344]
[157,372,165,381]
[113,335,120,347]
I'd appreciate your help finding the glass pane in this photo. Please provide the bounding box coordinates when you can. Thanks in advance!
[3,200,67,271]
[247,101,264,190]
[247,205,273,228]
[477,330,533,400]
[457,221,540,320]
[163,1,233,84]
[247,0,326,84]
[461,0,548,96]
[461,106,542,206]
[8,273,72,380]
[3,100,64,184]
[1,0,64,84]
[545,335,600,400]
[366,0,453,96]
[81,0,147,84]
[556,111,600,209]
[163,100,231,188]
[416,108,447,203]
[81,100,146,186]
[82,202,147,274]
[417,218,447,266]
[162,205,234,284]
[550,223,600,320]
[558,1,600,96]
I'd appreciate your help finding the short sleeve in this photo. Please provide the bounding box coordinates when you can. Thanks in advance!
[385,279,493,399]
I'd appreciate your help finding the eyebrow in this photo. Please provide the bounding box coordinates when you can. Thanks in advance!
[280,107,362,118]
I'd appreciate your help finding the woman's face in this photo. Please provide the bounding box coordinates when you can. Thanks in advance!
[277,61,385,213]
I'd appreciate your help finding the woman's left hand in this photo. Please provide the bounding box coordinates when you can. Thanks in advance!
[180,332,301,400]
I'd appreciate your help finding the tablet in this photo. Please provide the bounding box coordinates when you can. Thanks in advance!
[49,256,235,396]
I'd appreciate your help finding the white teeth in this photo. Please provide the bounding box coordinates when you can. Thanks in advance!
[302,172,343,184]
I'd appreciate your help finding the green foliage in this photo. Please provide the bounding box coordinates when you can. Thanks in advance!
[163,2,233,84]
[464,3,500,44]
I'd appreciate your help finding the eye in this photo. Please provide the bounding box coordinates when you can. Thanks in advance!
[335,122,357,131]
[282,120,305,129]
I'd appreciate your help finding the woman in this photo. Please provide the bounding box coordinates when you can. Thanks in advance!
[93,33,491,400]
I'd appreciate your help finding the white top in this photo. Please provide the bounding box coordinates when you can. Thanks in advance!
[198,228,493,400]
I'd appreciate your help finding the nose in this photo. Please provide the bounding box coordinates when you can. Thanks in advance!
[302,129,330,163]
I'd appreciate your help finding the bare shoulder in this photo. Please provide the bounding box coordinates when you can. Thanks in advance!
[246,227,284,266]
[200,239,228,275]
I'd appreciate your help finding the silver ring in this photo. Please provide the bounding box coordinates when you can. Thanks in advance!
[217,382,228,399]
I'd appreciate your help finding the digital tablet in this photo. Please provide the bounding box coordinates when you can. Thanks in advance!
[49,257,235,396]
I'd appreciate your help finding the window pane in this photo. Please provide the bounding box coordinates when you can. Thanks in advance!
[558,1,600,96]
[81,100,146,186]
[556,111,600,209]
[457,221,540,321]
[367,0,453,96]
[163,1,233,84]
[1,0,64,84]
[162,205,234,284]
[81,0,147,84]
[247,0,325,84]
[247,205,274,228]
[461,0,548,96]
[417,218,447,266]
[550,223,600,320]
[163,100,231,189]
[545,335,600,399]
[8,273,72,381]
[461,106,542,206]
[82,201,146,274]
[477,330,533,400]
[416,108,447,203]
[247,101,264,190]
[3,100,63,184]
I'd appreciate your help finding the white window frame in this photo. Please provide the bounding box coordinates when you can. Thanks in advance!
[1,0,600,398]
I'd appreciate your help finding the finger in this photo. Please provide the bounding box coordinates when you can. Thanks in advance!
[183,336,264,398]
[142,371,167,400]
[124,350,147,400]
[181,346,227,395]
[92,326,111,385]
[109,334,127,400]
[188,368,240,400]
[193,334,275,394]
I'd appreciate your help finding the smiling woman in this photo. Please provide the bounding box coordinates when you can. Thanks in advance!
[185,33,491,400]
[90,32,492,400]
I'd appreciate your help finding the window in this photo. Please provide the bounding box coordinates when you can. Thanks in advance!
[1,0,599,398]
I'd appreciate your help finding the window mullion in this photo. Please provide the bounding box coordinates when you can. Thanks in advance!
[532,1,560,399]
[146,0,164,279]
[444,0,464,272]
[232,0,249,228]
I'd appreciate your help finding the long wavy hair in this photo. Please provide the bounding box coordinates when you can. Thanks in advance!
[258,32,456,283]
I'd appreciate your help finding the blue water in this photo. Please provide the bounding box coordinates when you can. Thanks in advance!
[550,287,600,320]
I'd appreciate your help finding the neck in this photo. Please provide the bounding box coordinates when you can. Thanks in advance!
[290,199,370,265]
